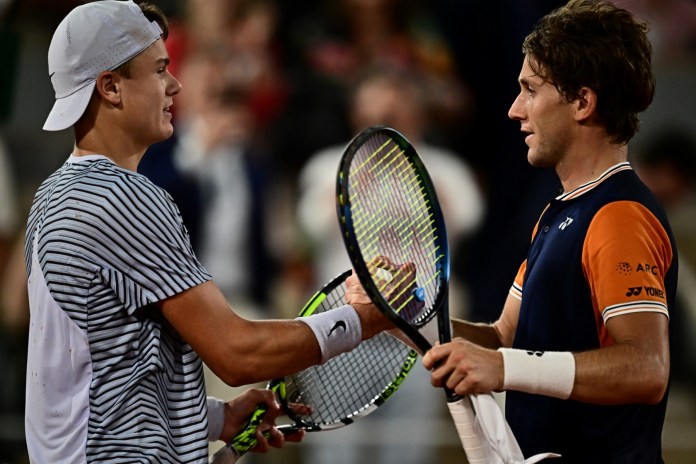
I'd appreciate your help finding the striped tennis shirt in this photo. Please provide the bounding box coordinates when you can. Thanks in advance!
[25,155,213,462]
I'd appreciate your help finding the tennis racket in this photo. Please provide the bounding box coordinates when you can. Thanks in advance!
[222,269,418,460]
[336,125,489,463]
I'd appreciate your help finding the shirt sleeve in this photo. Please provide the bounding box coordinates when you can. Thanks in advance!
[96,178,212,314]
[509,260,526,301]
[582,201,672,335]
[207,396,226,442]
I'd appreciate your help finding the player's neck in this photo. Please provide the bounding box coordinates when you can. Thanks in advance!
[74,127,146,172]
[556,140,627,193]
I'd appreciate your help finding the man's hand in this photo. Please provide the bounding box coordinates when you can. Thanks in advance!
[423,338,505,396]
[219,389,305,452]
[345,270,394,339]
[369,255,425,322]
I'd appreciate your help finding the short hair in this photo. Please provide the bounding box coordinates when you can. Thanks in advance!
[522,0,655,144]
[113,2,169,78]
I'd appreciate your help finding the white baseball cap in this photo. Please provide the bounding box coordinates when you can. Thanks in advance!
[43,0,163,131]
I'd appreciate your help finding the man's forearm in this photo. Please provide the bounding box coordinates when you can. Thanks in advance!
[452,319,503,349]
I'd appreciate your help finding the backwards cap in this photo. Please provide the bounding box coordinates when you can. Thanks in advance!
[43,0,162,131]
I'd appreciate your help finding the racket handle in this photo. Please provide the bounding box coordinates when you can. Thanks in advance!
[447,396,489,464]
[212,426,292,464]
[227,405,268,457]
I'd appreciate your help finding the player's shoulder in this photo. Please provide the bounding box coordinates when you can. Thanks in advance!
[596,168,670,224]
[42,157,177,222]
[76,158,172,200]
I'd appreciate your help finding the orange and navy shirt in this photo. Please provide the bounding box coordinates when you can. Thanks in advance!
[506,162,677,463]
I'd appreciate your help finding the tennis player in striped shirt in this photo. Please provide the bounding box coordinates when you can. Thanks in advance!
[25,1,390,462]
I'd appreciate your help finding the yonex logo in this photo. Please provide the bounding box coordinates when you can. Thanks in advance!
[626,286,665,298]
[558,217,574,230]
[328,320,347,337]
[626,287,642,296]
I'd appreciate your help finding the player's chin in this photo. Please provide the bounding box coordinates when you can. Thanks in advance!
[526,149,540,166]
[527,150,553,169]
[152,124,175,143]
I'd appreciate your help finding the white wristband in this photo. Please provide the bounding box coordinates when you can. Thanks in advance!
[297,305,362,363]
[206,396,225,442]
[499,348,575,399]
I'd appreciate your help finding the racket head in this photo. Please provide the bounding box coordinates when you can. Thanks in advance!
[228,270,416,454]
[335,128,483,458]
[336,125,451,350]
[274,269,418,431]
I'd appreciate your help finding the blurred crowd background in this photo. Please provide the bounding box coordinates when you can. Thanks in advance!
[1,0,695,463]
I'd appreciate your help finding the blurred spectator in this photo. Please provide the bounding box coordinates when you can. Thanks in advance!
[0,135,28,463]
[297,67,484,298]
[0,134,25,331]
[0,137,17,270]
[1,4,30,462]
[428,0,565,323]
[633,128,696,216]
[141,0,289,315]
[0,0,19,271]
[294,66,485,464]
[269,0,470,181]
[138,3,293,460]
[615,0,696,65]
[182,0,288,130]
[632,127,696,384]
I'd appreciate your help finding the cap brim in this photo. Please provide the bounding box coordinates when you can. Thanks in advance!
[43,81,96,131]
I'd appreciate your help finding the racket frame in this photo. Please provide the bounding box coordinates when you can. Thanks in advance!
[336,125,452,354]
[335,125,490,463]
[228,269,418,454]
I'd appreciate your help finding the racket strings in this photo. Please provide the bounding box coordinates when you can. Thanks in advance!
[354,142,431,270]
[355,137,437,263]
[348,134,444,324]
[366,258,419,316]
[286,285,413,427]
[287,336,406,424]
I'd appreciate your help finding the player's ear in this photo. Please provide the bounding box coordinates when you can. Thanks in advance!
[573,86,597,123]
[95,70,122,105]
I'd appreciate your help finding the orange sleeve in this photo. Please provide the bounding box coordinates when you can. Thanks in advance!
[582,201,672,345]
[509,260,526,301]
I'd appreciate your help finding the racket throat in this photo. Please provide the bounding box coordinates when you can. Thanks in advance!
[436,296,452,345]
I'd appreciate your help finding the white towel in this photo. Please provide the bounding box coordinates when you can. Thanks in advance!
[449,393,560,463]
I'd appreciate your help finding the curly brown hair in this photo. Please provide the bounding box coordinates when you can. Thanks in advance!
[522,0,655,144]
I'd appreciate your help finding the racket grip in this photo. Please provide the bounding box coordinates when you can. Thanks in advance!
[227,404,268,457]
[212,426,287,464]
[447,396,489,464]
